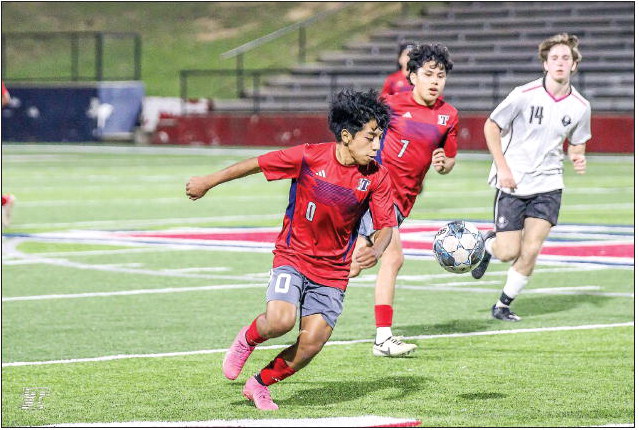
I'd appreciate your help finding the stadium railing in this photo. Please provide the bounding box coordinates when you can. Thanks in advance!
[178,67,634,113]
[1,31,142,82]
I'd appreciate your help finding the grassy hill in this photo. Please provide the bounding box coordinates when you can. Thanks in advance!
[1,2,425,97]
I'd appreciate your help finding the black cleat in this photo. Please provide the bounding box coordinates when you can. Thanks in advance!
[491,304,521,322]
[472,230,496,279]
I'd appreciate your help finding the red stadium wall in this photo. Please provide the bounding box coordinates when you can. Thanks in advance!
[152,113,634,153]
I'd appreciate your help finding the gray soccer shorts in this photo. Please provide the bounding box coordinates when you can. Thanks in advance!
[494,189,563,232]
[265,265,345,328]
[358,204,405,243]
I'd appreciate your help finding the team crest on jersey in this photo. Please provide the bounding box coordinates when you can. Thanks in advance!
[356,178,371,191]
[438,115,450,126]
[561,115,572,127]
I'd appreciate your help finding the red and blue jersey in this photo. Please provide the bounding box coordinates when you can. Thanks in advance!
[380,70,413,97]
[377,91,458,217]
[258,142,397,290]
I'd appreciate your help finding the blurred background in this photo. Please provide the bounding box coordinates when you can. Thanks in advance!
[1,1,634,150]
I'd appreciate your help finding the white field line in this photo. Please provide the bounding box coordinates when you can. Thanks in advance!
[2,283,265,302]
[3,281,632,303]
[2,254,268,282]
[6,247,180,258]
[10,203,633,228]
[1,235,618,282]
[10,187,633,207]
[16,195,282,207]
[43,416,423,428]
[12,214,283,229]
[3,322,633,368]
[2,238,269,282]
[4,144,633,163]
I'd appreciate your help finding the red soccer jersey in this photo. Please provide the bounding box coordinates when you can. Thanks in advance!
[258,142,397,290]
[378,91,458,217]
[380,70,413,97]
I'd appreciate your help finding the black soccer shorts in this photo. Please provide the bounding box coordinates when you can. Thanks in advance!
[493,189,563,232]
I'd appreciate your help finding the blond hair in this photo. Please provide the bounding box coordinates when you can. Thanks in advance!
[538,33,582,64]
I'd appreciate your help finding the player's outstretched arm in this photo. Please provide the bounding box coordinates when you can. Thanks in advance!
[186,157,261,200]
[567,144,587,174]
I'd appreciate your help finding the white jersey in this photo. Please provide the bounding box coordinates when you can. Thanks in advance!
[488,78,591,196]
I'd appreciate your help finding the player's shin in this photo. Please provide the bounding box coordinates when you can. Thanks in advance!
[256,353,297,386]
[497,266,529,306]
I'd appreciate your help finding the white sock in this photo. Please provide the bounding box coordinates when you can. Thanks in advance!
[496,266,529,307]
[375,326,393,344]
[484,236,495,255]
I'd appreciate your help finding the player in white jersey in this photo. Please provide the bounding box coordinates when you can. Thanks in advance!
[471,33,591,322]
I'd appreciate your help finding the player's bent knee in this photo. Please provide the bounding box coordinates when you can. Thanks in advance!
[498,249,520,262]
[383,250,404,270]
[263,314,296,337]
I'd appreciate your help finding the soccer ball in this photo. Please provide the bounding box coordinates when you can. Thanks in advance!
[433,220,485,274]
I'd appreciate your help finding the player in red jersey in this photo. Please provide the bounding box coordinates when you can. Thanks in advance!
[186,89,396,410]
[1,81,15,228]
[351,43,458,357]
[380,41,416,98]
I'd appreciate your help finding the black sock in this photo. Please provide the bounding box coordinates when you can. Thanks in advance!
[254,373,267,386]
[499,292,514,306]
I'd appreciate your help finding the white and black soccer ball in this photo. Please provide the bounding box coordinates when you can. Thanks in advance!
[433,220,485,274]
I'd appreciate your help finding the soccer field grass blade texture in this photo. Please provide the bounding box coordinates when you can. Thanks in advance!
[1,146,634,426]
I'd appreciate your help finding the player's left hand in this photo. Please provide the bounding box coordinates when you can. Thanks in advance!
[432,148,447,173]
[186,176,212,200]
[354,246,381,270]
[570,154,586,174]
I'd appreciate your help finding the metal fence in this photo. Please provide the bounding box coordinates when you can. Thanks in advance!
[179,67,634,113]
[2,31,142,82]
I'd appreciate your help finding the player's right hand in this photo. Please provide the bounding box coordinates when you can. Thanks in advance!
[186,176,211,200]
[497,166,517,191]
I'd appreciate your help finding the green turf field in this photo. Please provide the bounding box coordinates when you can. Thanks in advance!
[1,144,634,427]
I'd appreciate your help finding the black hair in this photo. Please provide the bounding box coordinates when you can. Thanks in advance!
[328,89,391,142]
[396,40,417,70]
[407,43,454,75]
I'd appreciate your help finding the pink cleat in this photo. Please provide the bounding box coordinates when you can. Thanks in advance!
[222,326,255,380]
[242,376,279,410]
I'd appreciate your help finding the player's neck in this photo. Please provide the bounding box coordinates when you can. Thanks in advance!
[544,74,571,98]
[335,143,356,166]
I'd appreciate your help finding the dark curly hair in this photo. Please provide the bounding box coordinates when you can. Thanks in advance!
[328,89,391,142]
[396,40,417,70]
[407,43,454,76]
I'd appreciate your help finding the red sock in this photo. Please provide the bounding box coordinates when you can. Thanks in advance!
[1,195,7,206]
[258,354,296,386]
[245,318,267,346]
[375,304,393,327]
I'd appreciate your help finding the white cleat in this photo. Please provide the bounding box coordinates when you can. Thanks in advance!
[373,336,417,357]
